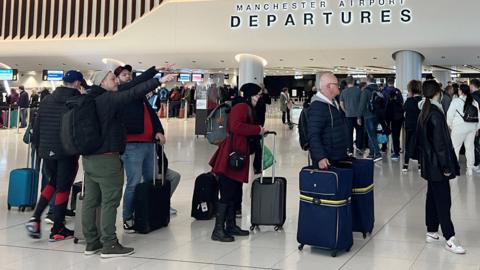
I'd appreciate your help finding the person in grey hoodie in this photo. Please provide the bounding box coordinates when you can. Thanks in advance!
[357,75,382,162]
[307,73,348,169]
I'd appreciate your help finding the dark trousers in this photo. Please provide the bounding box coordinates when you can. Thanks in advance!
[219,175,243,208]
[426,181,455,240]
[390,119,404,155]
[346,117,365,152]
[364,117,380,156]
[33,156,79,229]
[282,110,291,124]
[404,129,415,164]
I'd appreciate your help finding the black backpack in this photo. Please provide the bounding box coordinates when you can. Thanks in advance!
[389,89,405,120]
[368,91,386,115]
[298,104,311,151]
[60,94,103,155]
[191,173,219,220]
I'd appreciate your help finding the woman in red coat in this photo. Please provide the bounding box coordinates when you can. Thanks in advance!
[209,83,267,242]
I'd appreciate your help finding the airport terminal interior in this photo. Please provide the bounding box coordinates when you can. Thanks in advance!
[1,0,480,269]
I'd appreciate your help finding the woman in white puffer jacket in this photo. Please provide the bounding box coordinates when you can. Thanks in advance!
[446,84,480,176]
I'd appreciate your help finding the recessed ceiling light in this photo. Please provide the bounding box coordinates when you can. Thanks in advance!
[220,60,225,63]
[341,58,345,60]
[373,57,378,60]
[87,62,91,65]
[138,61,143,64]
[441,56,446,59]
[165,61,169,64]
[192,61,196,63]
[38,64,42,66]
[463,64,468,67]
[279,59,284,62]
[309,58,314,61]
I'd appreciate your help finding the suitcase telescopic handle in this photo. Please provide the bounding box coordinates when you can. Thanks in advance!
[153,141,165,186]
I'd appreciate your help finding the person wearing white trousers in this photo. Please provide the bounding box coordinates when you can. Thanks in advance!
[446,84,480,176]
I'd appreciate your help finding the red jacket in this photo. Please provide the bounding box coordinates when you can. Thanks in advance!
[209,103,261,183]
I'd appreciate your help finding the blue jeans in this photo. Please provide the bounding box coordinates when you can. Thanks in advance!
[364,117,380,156]
[121,143,156,222]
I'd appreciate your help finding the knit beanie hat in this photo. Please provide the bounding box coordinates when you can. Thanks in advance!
[240,83,261,98]
[91,70,111,86]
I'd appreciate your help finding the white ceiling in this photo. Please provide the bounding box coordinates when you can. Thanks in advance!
[0,0,479,75]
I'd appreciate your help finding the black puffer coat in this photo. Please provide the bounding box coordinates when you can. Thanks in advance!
[37,87,81,159]
[308,94,349,166]
[416,103,460,181]
[88,78,160,155]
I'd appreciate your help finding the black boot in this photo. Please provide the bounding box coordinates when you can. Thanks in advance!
[211,203,234,242]
[226,203,249,236]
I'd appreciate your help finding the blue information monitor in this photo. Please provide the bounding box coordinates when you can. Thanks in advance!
[0,69,14,81]
[178,73,191,82]
[47,70,64,81]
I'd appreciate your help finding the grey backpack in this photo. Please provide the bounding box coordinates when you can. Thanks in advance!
[206,103,231,145]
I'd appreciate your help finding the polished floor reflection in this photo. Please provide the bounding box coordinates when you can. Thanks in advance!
[0,117,479,270]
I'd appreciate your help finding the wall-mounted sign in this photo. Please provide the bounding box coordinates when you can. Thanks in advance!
[231,0,412,29]
[42,70,64,81]
[0,69,17,81]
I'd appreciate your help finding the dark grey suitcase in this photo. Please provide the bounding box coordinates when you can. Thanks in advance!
[73,180,100,244]
[250,131,287,231]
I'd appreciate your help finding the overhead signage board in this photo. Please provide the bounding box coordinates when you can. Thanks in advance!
[43,70,64,81]
[0,69,14,81]
[230,0,412,29]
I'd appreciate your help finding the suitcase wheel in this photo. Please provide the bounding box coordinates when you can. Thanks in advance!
[346,247,351,252]
[274,225,282,231]
[298,244,304,251]
[250,225,255,231]
[7,204,11,210]
[20,206,26,212]
[331,250,337,257]
[362,232,367,239]
[74,238,79,244]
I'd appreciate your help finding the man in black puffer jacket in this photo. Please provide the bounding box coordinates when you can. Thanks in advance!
[81,70,177,259]
[25,71,83,241]
[308,73,349,169]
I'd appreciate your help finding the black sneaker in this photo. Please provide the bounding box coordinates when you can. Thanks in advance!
[123,220,135,234]
[49,227,74,242]
[236,209,242,218]
[85,241,103,256]
[25,217,41,239]
[65,209,76,217]
[402,164,408,173]
[100,241,135,258]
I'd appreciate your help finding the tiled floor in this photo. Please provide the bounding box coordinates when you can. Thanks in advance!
[1,117,480,270]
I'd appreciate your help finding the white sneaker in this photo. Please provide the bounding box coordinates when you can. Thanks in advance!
[426,232,441,243]
[445,237,466,254]
[169,207,177,215]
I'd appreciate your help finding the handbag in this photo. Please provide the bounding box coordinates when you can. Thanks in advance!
[228,133,246,170]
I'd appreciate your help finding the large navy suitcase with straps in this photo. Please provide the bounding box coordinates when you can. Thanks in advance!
[350,159,375,238]
[7,144,39,211]
[297,166,353,257]
[134,143,171,234]
[250,131,287,231]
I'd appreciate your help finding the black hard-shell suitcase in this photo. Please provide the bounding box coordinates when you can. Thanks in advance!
[250,131,287,231]
[191,172,218,220]
[134,143,171,234]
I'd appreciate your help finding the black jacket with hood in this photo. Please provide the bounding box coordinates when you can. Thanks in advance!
[88,78,160,155]
[119,66,164,136]
[416,100,460,182]
[37,87,81,159]
[307,93,349,166]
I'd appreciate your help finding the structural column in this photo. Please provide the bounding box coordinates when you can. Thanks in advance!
[236,54,267,89]
[393,50,424,93]
[432,70,451,87]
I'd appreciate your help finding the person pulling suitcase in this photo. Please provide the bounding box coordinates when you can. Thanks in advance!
[209,83,268,242]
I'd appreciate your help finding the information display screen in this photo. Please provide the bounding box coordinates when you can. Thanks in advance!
[43,70,64,81]
[192,74,203,82]
[178,73,191,82]
[0,69,14,81]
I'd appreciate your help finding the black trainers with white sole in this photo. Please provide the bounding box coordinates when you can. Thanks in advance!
[101,241,135,258]
[84,241,103,255]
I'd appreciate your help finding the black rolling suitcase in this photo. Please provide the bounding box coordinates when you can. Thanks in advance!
[134,143,171,234]
[250,131,287,231]
[191,172,218,220]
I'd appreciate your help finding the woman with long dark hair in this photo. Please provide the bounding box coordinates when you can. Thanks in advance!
[402,80,422,172]
[416,80,465,254]
[209,83,267,242]
[446,84,480,176]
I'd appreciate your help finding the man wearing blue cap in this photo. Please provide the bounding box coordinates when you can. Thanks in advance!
[25,70,84,242]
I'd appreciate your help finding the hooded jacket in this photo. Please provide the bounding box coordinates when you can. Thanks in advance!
[88,78,160,155]
[416,99,460,182]
[38,87,81,159]
[308,93,349,166]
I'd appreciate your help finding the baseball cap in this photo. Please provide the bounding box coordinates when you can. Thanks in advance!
[63,70,84,83]
[114,64,133,77]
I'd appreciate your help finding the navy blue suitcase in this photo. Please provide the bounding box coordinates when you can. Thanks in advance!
[351,159,375,238]
[297,166,353,257]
